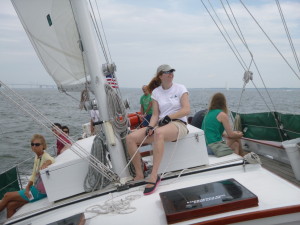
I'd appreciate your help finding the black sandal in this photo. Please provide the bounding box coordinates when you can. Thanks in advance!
[143,176,161,195]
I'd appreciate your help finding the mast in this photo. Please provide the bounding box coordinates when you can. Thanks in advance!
[70,0,130,179]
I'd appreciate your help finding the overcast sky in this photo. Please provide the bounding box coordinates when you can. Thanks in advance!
[0,0,300,89]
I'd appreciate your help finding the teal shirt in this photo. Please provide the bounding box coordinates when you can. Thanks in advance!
[201,109,224,145]
[140,94,153,115]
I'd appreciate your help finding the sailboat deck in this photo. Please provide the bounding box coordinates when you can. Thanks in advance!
[4,152,300,225]
[260,154,300,187]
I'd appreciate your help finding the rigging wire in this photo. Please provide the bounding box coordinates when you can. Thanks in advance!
[219,0,253,71]
[88,0,110,64]
[275,0,300,74]
[87,0,114,64]
[200,0,247,71]
[0,81,119,183]
[87,0,125,112]
[74,1,132,179]
[202,1,269,111]
[207,0,249,70]
[89,0,124,99]
[224,0,248,49]
[240,0,300,81]
[202,0,286,141]
[222,0,279,113]
[94,0,113,63]
[222,0,285,140]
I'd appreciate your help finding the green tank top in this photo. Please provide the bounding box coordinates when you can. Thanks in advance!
[201,109,224,145]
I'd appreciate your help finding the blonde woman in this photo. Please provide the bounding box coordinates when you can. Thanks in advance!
[0,134,54,218]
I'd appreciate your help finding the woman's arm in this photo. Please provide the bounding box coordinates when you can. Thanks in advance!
[148,100,159,127]
[90,119,95,134]
[41,160,53,170]
[60,144,71,154]
[27,158,37,198]
[146,100,159,136]
[218,112,243,139]
[168,92,190,119]
[24,181,34,199]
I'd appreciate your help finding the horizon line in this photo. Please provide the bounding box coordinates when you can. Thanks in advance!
[6,84,299,90]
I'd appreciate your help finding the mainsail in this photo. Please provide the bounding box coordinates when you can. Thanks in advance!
[12,0,90,92]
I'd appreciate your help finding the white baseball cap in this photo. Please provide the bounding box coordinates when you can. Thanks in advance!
[156,64,175,74]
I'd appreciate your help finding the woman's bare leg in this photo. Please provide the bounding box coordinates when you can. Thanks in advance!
[227,138,245,156]
[146,123,179,187]
[6,201,27,218]
[0,191,27,213]
[126,127,153,180]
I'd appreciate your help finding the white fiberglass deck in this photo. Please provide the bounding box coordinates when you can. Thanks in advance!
[6,155,300,225]
[86,165,300,225]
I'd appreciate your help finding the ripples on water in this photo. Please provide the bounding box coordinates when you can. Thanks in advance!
[0,88,299,173]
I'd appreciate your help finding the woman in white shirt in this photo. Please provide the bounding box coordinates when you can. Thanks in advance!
[126,64,190,195]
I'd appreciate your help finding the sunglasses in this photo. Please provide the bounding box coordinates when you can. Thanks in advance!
[31,143,42,147]
[63,130,69,133]
[163,70,174,74]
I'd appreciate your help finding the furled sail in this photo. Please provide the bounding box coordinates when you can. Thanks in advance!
[12,0,91,92]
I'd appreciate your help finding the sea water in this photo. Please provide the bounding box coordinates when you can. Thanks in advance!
[0,88,299,173]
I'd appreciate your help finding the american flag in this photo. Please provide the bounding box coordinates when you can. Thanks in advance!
[106,74,119,89]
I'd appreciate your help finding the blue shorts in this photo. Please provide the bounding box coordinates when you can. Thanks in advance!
[142,114,152,127]
[18,186,47,203]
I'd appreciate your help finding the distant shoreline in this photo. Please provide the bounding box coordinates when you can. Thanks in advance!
[6,86,300,90]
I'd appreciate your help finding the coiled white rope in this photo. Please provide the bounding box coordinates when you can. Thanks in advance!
[243,152,262,165]
[84,132,112,192]
[105,84,129,139]
[85,191,142,219]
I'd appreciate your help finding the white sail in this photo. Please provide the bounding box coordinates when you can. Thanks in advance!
[12,0,90,92]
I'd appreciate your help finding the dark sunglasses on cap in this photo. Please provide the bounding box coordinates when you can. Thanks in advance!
[31,143,42,147]
[63,130,69,133]
[163,70,174,74]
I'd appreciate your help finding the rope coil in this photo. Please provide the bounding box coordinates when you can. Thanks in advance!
[85,193,141,216]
